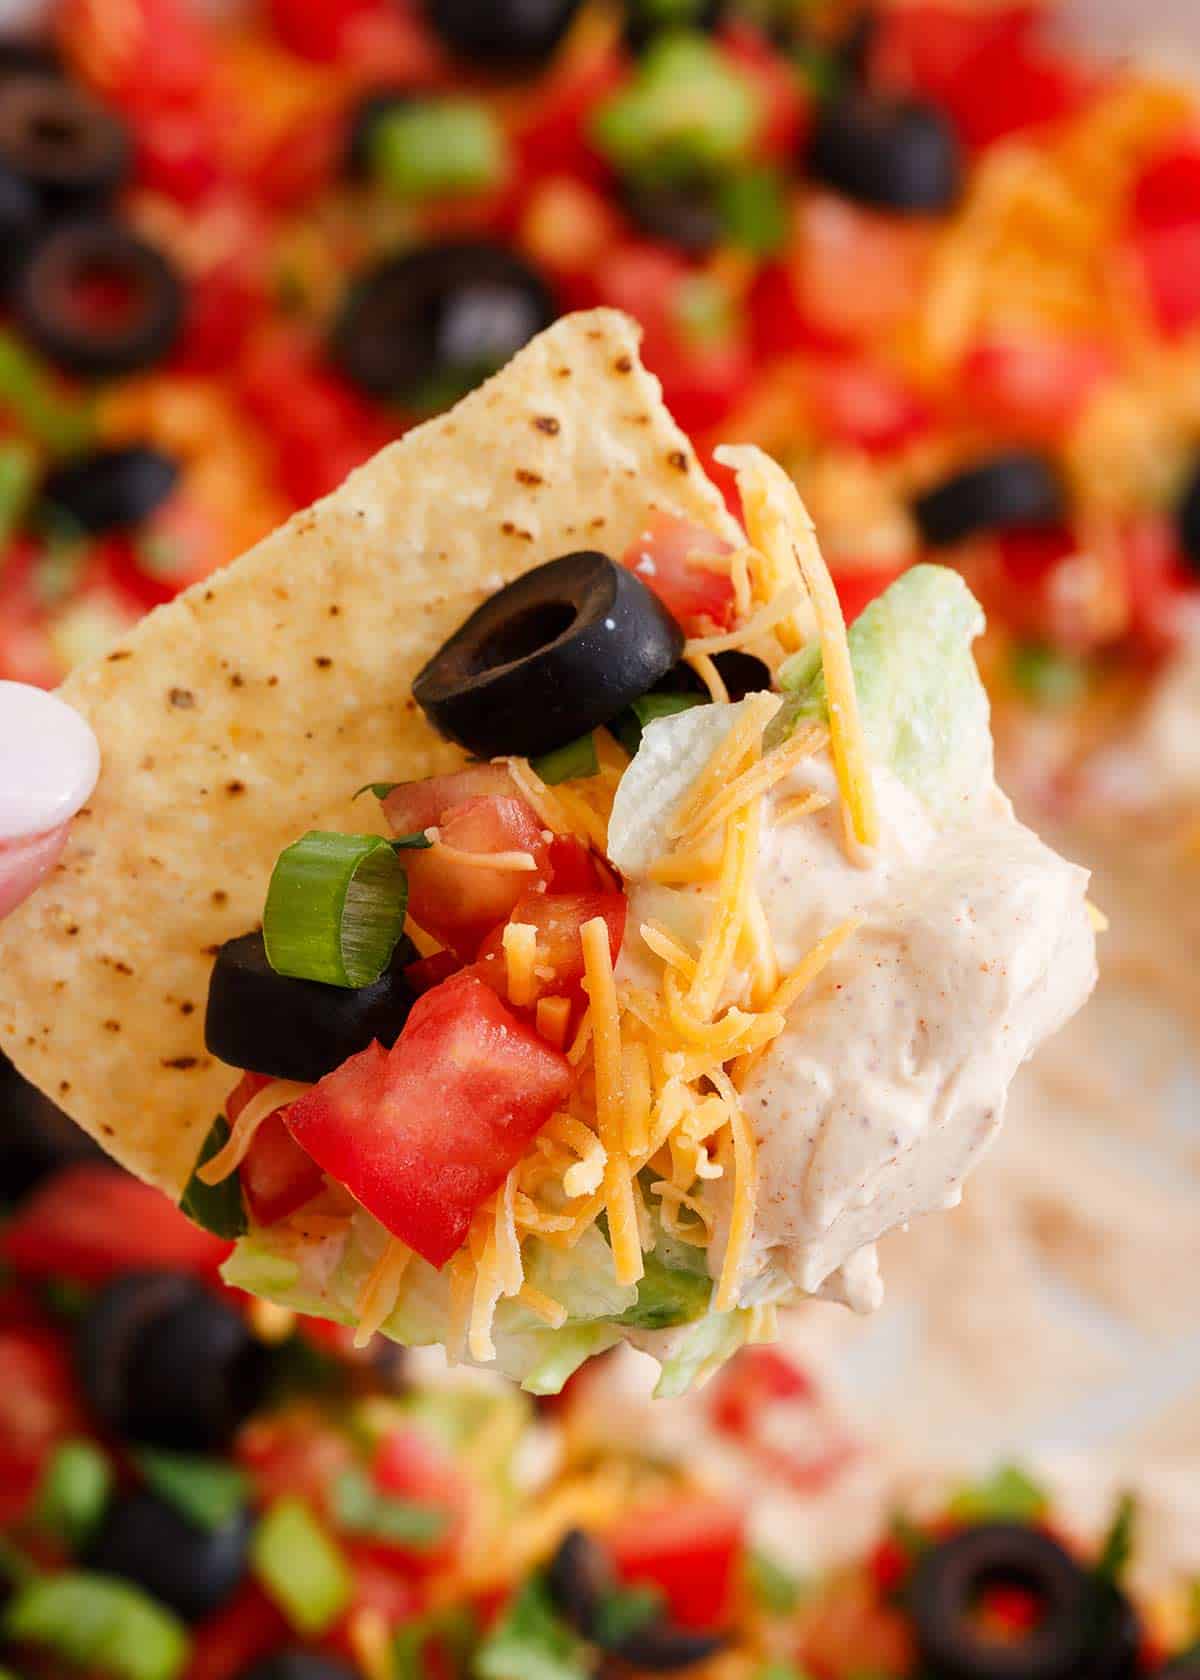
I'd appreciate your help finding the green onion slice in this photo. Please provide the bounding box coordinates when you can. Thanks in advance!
[181,1115,248,1239]
[353,781,400,801]
[250,1498,352,1636]
[331,1467,447,1550]
[263,831,408,989]
[34,1440,113,1551]
[135,1450,249,1534]
[392,830,434,851]
[3,1573,190,1680]
[532,733,599,786]
[610,692,707,758]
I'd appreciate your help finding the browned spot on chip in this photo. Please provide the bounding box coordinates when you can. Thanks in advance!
[107,649,132,662]
[225,781,246,796]
[614,355,633,373]
[533,416,560,435]
[516,469,544,486]
[328,604,340,616]
[315,656,333,669]
[590,517,606,529]
[114,961,133,976]
[180,1001,195,1016]
[668,450,689,472]
[211,890,228,907]
[230,673,244,688]
[161,1056,198,1070]
[104,1019,120,1032]
[501,522,515,535]
[59,1081,70,1095]
[66,924,79,937]
[169,688,195,709]
[555,367,571,378]
[267,675,279,687]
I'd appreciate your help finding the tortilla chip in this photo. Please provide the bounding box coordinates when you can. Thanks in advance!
[0,311,742,1196]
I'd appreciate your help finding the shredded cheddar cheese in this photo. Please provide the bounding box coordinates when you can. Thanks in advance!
[197,1078,312,1185]
[354,1237,413,1349]
[503,922,540,1007]
[535,994,572,1049]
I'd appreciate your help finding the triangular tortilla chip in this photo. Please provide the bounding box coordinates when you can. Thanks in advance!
[0,310,741,1195]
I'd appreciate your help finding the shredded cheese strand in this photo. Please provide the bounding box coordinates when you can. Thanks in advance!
[670,692,780,837]
[503,922,539,1007]
[717,445,879,851]
[197,1079,312,1185]
[427,839,539,872]
[687,799,761,1022]
[683,584,805,656]
[675,723,826,849]
[686,652,729,703]
[639,920,698,980]
[353,1237,413,1349]
[711,1067,757,1313]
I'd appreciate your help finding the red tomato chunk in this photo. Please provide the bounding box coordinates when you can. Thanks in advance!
[608,1496,746,1632]
[284,973,571,1267]
[477,890,627,1004]
[622,513,736,633]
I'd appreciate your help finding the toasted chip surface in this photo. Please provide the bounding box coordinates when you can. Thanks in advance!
[0,311,740,1194]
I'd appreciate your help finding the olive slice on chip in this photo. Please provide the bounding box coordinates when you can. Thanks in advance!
[15,219,184,378]
[808,91,961,214]
[413,550,686,760]
[204,931,418,1086]
[0,74,129,210]
[913,452,1066,548]
[910,1523,1092,1680]
[42,445,179,535]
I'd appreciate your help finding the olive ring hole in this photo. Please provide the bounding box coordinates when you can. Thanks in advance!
[473,598,578,673]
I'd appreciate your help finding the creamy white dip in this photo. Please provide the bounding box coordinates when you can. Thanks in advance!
[609,700,1098,1314]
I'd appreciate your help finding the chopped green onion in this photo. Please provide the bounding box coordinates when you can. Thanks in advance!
[392,831,434,851]
[793,42,843,99]
[948,1465,1048,1526]
[1010,641,1087,710]
[616,1248,711,1329]
[474,1574,589,1680]
[181,1116,247,1240]
[754,1664,811,1680]
[0,332,93,456]
[592,35,762,184]
[610,691,707,757]
[1094,1492,1137,1586]
[532,733,599,786]
[250,1498,352,1636]
[626,0,717,34]
[332,1466,447,1550]
[3,1573,190,1680]
[264,831,408,989]
[35,1440,112,1551]
[41,1277,90,1320]
[371,98,507,199]
[135,1450,249,1534]
[674,273,738,349]
[354,781,401,801]
[719,167,789,256]
[592,1584,662,1646]
[0,439,36,549]
[745,1549,803,1616]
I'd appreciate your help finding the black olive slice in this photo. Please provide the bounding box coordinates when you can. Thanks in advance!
[0,74,129,210]
[548,1530,727,1673]
[241,1655,360,1680]
[0,159,39,290]
[623,0,724,55]
[910,1523,1092,1680]
[624,178,723,256]
[331,239,556,408]
[913,453,1066,548]
[205,931,418,1086]
[1176,460,1200,573]
[42,445,180,535]
[0,1049,100,1204]
[119,1288,272,1452]
[85,1492,252,1622]
[15,219,185,378]
[1085,1584,1141,1680]
[659,649,772,704]
[414,550,686,760]
[422,0,582,68]
[808,91,962,213]
[1162,1662,1200,1679]
[0,40,63,80]
[76,1271,200,1441]
[344,85,410,177]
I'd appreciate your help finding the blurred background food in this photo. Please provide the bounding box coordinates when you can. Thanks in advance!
[2,1,1200,1675]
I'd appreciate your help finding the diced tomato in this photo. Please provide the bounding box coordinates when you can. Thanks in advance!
[133,102,226,205]
[980,1583,1042,1634]
[710,1347,859,1495]
[962,335,1114,438]
[547,834,603,895]
[267,0,388,62]
[590,243,753,436]
[807,357,932,456]
[3,1164,231,1284]
[59,0,217,107]
[832,560,906,625]
[519,176,625,285]
[868,1535,913,1597]
[241,1112,325,1227]
[513,48,624,191]
[957,47,1092,149]
[0,1327,82,1525]
[477,890,627,1006]
[250,105,346,211]
[399,796,553,959]
[284,973,571,1267]
[1127,219,1200,339]
[1122,515,1195,655]
[405,950,464,994]
[174,254,268,377]
[622,512,736,633]
[227,1072,272,1122]
[382,766,519,837]
[720,21,809,160]
[711,1345,813,1437]
[0,538,60,687]
[184,1584,288,1680]
[1130,132,1200,231]
[370,1427,468,1569]
[328,1544,422,1650]
[788,194,932,345]
[236,1410,355,1509]
[607,1496,745,1632]
[797,1574,915,1679]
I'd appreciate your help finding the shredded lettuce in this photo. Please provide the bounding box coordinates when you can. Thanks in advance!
[774,564,992,816]
[653,1307,753,1398]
